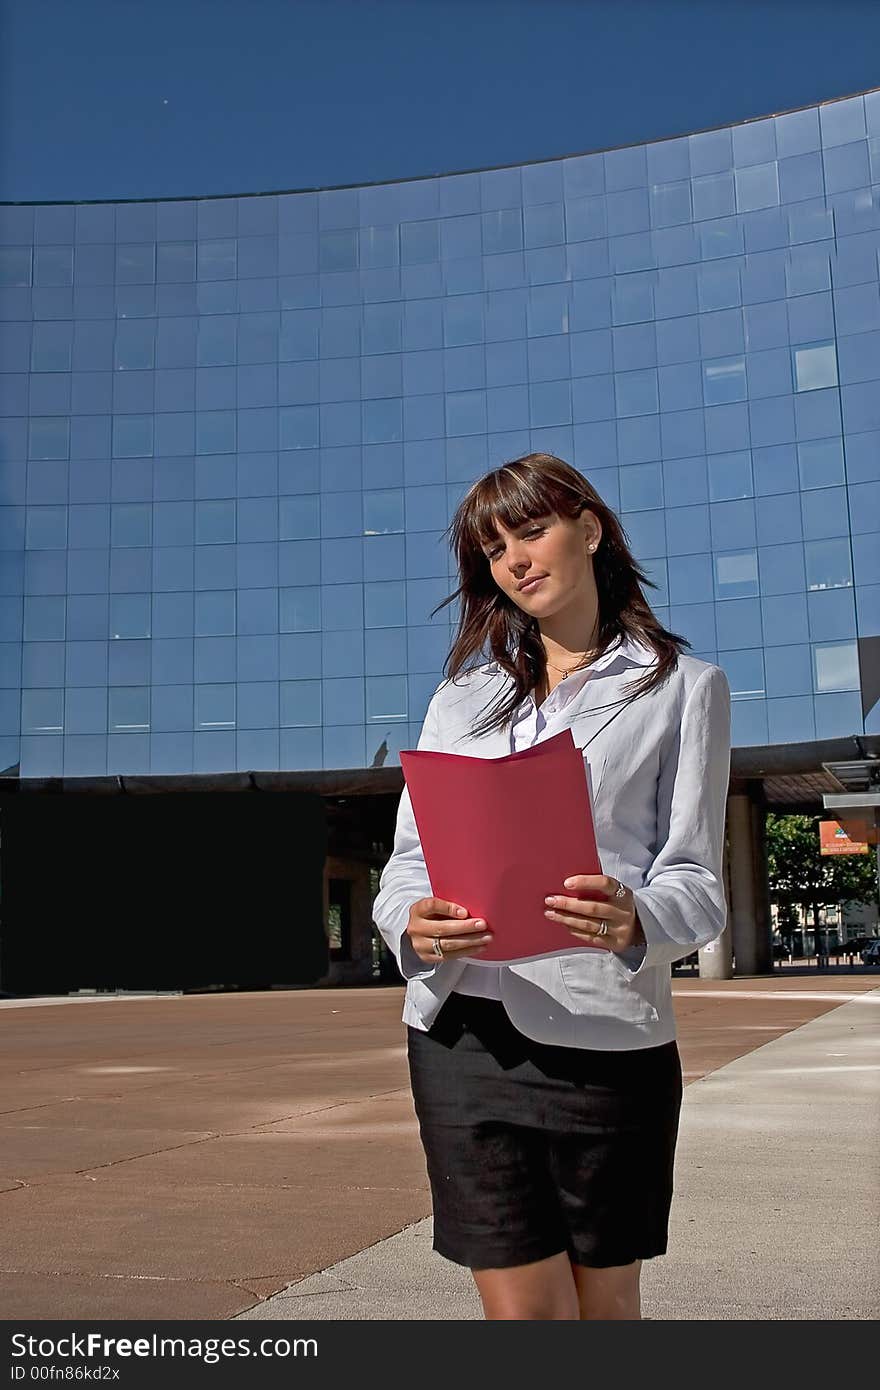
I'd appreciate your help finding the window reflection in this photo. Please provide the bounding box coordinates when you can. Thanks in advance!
[115,244,155,284]
[793,342,838,391]
[482,208,523,254]
[21,688,64,733]
[797,438,845,489]
[197,240,237,281]
[109,686,149,732]
[366,674,407,721]
[112,416,153,459]
[8,105,880,772]
[109,594,150,640]
[280,586,321,632]
[364,490,404,534]
[280,495,320,539]
[31,321,72,371]
[703,356,746,405]
[364,580,406,627]
[26,506,67,549]
[29,418,70,461]
[195,590,235,636]
[195,500,236,545]
[196,411,236,455]
[805,538,853,591]
[111,503,151,548]
[195,683,235,728]
[280,679,321,726]
[708,451,752,501]
[714,549,759,599]
[721,648,765,699]
[0,246,32,287]
[813,640,860,692]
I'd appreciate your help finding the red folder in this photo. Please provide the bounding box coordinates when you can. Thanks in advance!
[400,727,607,965]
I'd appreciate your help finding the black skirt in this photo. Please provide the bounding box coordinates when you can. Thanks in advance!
[407,992,682,1271]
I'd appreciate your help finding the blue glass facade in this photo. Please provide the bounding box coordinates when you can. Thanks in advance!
[1,92,879,778]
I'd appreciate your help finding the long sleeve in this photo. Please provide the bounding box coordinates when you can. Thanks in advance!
[630,664,731,972]
[371,684,445,981]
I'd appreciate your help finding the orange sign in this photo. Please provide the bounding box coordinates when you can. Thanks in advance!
[820,821,869,856]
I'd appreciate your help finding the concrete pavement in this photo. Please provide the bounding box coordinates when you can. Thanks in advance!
[238,989,879,1320]
[1,976,877,1321]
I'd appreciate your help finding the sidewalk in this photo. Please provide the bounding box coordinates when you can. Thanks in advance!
[1,976,877,1321]
[238,988,879,1321]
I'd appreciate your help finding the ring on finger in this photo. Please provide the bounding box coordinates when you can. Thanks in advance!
[431,935,444,958]
[595,920,609,937]
[612,879,627,900]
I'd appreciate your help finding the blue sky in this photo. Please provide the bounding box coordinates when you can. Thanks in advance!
[3,0,880,203]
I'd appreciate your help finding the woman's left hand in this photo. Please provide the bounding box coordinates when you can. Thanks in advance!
[543,874,645,954]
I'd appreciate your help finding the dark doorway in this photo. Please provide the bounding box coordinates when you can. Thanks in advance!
[0,789,328,995]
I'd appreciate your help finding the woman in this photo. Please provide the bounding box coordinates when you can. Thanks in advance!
[372,453,731,1320]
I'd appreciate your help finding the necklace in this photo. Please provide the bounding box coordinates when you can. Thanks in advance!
[545,648,599,680]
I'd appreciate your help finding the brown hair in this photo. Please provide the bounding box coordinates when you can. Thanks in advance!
[431,453,689,738]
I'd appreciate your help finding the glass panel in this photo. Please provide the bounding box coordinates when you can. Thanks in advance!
[793,342,838,391]
[196,411,235,454]
[279,405,319,450]
[813,640,860,692]
[31,321,72,371]
[721,648,765,699]
[115,319,156,370]
[109,594,150,639]
[111,503,151,547]
[703,356,746,405]
[195,500,235,544]
[112,416,153,458]
[805,538,853,591]
[280,679,321,726]
[366,674,407,721]
[0,247,32,287]
[708,450,752,501]
[26,506,67,549]
[21,688,63,733]
[109,686,149,731]
[22,596,65,641]
[714,549,759,599]
[364,579,405,627]
[29,418,69,461]
[735,161,780,212]
[115,244,155,284]
[364,490,404,534]
[797,438,845,489]
[34,246,73,286]
[197,240,237,280]
[195,590,235,636]
[195,683,235,728]
[279,495,319,540]
[280,586,320,631]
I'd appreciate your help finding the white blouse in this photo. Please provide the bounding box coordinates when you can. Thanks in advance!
[453,643,629,1002]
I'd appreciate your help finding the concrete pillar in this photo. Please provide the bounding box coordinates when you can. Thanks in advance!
[750,796,773,974]
[699,824,734,979]
[323,857,375,985]
[726,786,773,976]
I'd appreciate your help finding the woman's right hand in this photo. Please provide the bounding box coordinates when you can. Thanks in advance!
[406,897,493,965]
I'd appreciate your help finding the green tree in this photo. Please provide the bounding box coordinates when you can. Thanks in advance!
[766,813,877,948]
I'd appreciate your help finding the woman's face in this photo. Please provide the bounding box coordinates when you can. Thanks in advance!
[481,508,602,616]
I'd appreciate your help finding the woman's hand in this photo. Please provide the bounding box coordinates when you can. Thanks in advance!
[543,874,645,954]
[406,897,493,965]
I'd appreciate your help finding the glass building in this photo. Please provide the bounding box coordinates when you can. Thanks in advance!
[1,89,879,786]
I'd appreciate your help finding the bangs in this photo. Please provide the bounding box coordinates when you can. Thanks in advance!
[462,464,573,550]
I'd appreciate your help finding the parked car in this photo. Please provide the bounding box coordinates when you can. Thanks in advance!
[860,940,880,966]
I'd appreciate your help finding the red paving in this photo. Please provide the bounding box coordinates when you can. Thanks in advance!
[1,974,876,1321]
